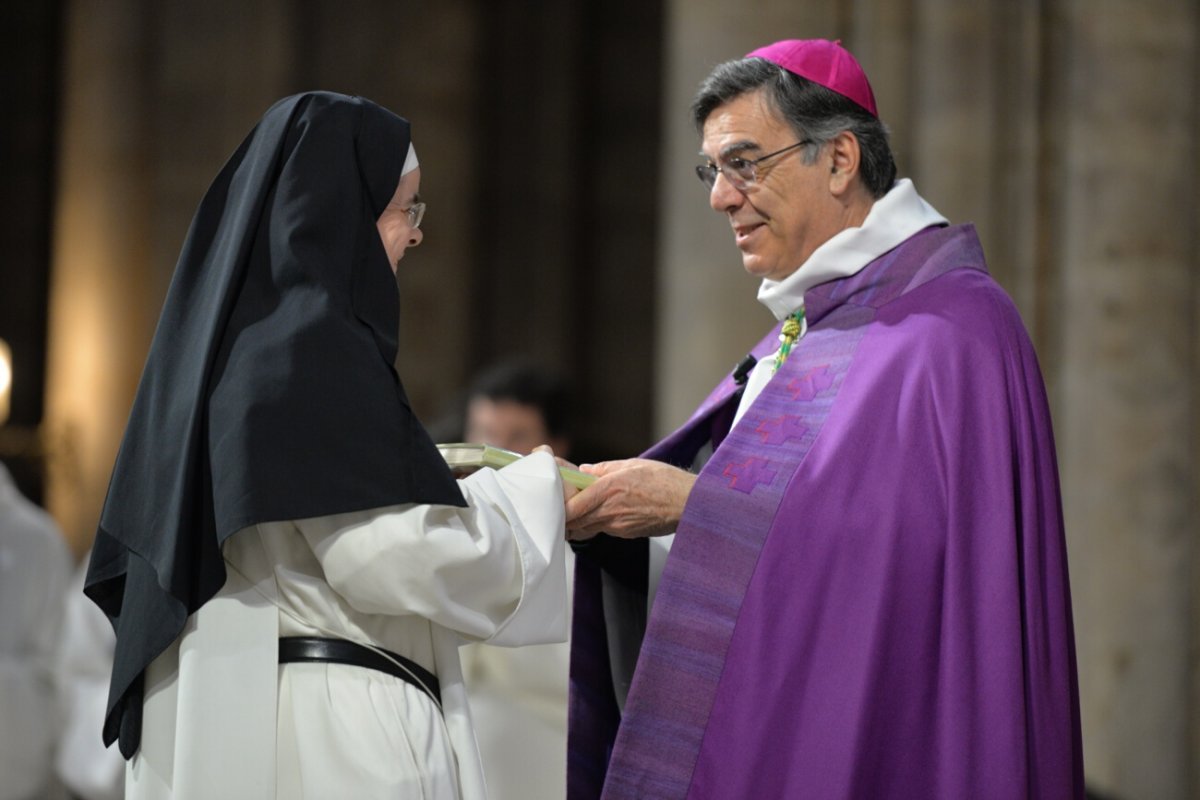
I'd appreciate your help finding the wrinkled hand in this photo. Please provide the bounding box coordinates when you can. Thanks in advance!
[565,459,696,541]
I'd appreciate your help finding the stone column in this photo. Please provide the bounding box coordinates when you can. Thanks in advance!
[44,0,157,555]
[655,0,843,433]
[292,1,481,417]
[44,0,296,554]
[1054,2,1198,797]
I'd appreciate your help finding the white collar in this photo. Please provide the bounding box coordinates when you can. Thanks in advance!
[756,178,948,320]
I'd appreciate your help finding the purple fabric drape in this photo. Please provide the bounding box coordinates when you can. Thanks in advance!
[569,224,1083,799]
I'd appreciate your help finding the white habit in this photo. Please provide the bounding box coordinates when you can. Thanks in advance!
[127,452,568,800]
[460,547,574,800]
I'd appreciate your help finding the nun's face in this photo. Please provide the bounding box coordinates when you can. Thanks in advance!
[376,167,424,273]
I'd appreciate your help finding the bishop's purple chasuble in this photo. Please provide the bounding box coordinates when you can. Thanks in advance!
[568,224,1084,799]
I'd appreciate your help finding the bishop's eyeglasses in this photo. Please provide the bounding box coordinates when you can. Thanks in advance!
[695,140,813,192]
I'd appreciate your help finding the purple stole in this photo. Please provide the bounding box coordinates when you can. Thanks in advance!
[598,301,879,798]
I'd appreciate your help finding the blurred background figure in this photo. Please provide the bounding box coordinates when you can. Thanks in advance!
[0,460,71,800]
[454,359,576,800]
[54,553,123,800]
[462,360,572,458]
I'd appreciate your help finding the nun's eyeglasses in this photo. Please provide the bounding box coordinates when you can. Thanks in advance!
[406,202,426,229]
[695,140,812,191]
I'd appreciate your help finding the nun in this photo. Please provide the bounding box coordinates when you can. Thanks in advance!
[84,92,570,799]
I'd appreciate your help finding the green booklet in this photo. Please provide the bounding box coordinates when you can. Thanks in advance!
[436,442,595,490]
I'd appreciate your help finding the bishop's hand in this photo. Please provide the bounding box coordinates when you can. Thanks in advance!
[565,458,696,541]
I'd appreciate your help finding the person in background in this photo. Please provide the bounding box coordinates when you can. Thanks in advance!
[458,359,574,800]
[85,92,572,799]
[463,360,571,459]
[54,552,124,800]
[565,39,1082,798]
[0,461,72,800]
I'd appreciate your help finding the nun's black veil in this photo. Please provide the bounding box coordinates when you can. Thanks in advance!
[84,92,464,757]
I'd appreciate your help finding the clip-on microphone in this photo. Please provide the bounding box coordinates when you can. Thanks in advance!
[731,353,757,401]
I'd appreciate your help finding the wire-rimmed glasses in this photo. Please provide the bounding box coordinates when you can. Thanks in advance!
[695,140,813,191]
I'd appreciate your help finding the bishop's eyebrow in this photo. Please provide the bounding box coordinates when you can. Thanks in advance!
[720,141,763,159]
[699,140,763,162]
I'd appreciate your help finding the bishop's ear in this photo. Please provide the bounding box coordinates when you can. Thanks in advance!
[827,130,862,194]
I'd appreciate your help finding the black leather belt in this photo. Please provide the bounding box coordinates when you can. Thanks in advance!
[278,636,441,706]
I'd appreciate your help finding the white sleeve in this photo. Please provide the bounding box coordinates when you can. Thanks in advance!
[296,451,568,646]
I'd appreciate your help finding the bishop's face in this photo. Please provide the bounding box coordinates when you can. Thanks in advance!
[376,167,424,273]
[700,90,842,282]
